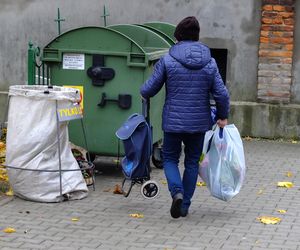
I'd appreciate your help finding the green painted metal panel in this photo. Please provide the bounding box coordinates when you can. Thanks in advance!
[42,26,146,66]
[108,24,171,54]
[143,22,176,43]
[42,26,166,156]
[50,56,149,155]
[137,24,175,46]
[44,26,145,54]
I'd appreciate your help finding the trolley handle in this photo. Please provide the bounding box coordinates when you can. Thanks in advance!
[142,97,150,124]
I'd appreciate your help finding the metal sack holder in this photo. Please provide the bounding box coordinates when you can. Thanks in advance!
[1,85,95,202]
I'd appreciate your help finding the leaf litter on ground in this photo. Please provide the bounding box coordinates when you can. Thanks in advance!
[257,216,281,225]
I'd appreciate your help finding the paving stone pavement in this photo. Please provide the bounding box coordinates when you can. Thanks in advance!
[0,139,300,250]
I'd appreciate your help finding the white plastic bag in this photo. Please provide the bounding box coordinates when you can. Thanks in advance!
[199,124,246,201]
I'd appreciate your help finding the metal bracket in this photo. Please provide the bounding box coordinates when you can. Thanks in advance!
[87,54,115,86]
[98,92,131,109]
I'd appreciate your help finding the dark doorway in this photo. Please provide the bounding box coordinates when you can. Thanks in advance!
[210,49,228,84]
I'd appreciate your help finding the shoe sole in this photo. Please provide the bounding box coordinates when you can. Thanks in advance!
[170,198,182,219]
[181,211,188,217]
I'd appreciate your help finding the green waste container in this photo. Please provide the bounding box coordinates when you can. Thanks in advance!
[41,24,174,164]
[142,22,176,44]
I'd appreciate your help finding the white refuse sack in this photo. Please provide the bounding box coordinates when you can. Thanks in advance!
[6,85,88,202]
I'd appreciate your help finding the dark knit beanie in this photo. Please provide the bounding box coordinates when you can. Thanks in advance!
[174,16,200,41]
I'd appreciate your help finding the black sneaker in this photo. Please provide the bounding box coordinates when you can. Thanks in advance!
[170,193,183,219]
[180,207,189,217]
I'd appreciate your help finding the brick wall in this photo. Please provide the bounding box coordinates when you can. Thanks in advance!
[258,0,295,103]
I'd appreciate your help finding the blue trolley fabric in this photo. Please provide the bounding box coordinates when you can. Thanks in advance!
[116,113,152,179]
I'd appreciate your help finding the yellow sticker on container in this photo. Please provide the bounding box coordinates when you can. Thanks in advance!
[64,86,84,113]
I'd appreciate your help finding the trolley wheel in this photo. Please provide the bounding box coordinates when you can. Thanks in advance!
[152,143,163,169]
[141,180,160,199]
[121,178,134,198]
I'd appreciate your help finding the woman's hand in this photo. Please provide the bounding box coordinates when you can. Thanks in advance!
[217,119,228,128]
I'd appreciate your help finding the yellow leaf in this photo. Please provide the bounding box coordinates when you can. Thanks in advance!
[257,216,281,224]
[5,188,13,196]
[257,189,263,195]
[277,182,294,188]
[0,146,5,158]
[161,180,167,185]
[71,217,79,222]
[0,174,8,182]
[291,140,298,144]
[129,213,144,218]
[286,172,293,177]
[113,184,123,194]
[3,227,16,233]
[199,153,205,163]
[197,181,206,187]
[277,210,287,214]
[245,136,252,141]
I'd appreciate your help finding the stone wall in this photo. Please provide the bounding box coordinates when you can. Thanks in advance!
[257,0,295,103]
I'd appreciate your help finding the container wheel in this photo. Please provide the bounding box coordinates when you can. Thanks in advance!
[152,143,163,169]
[141,180,160,199]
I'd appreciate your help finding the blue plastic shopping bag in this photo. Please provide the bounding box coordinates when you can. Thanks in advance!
[199,124,246,201]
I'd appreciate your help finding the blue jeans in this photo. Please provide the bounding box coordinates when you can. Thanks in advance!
[163,132,205,210]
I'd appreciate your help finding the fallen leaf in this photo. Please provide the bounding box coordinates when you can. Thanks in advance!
[277,210,287,214]
[245,136,252,141]
[0,144,6,158]
[71,217,79,222]
[113,184,123,194]
[3,227,16,233]
[5,188,14,196]
[0,169,9,182]
[199,153,205,163]
[291,140,298,144]
[257,216,281,224]
[277,182,294,188]
[197,181,206,187]
[257,189,264,195]
[129,213,144,218]
[161,180,167,185]
[286,172,293,177]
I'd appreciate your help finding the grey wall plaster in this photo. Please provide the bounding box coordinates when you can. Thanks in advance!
[0,0,261,101]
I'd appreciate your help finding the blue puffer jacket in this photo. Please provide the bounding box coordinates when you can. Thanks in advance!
[140,41,230,133]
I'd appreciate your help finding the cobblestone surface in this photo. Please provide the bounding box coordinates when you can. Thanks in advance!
[0,140,300,250]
